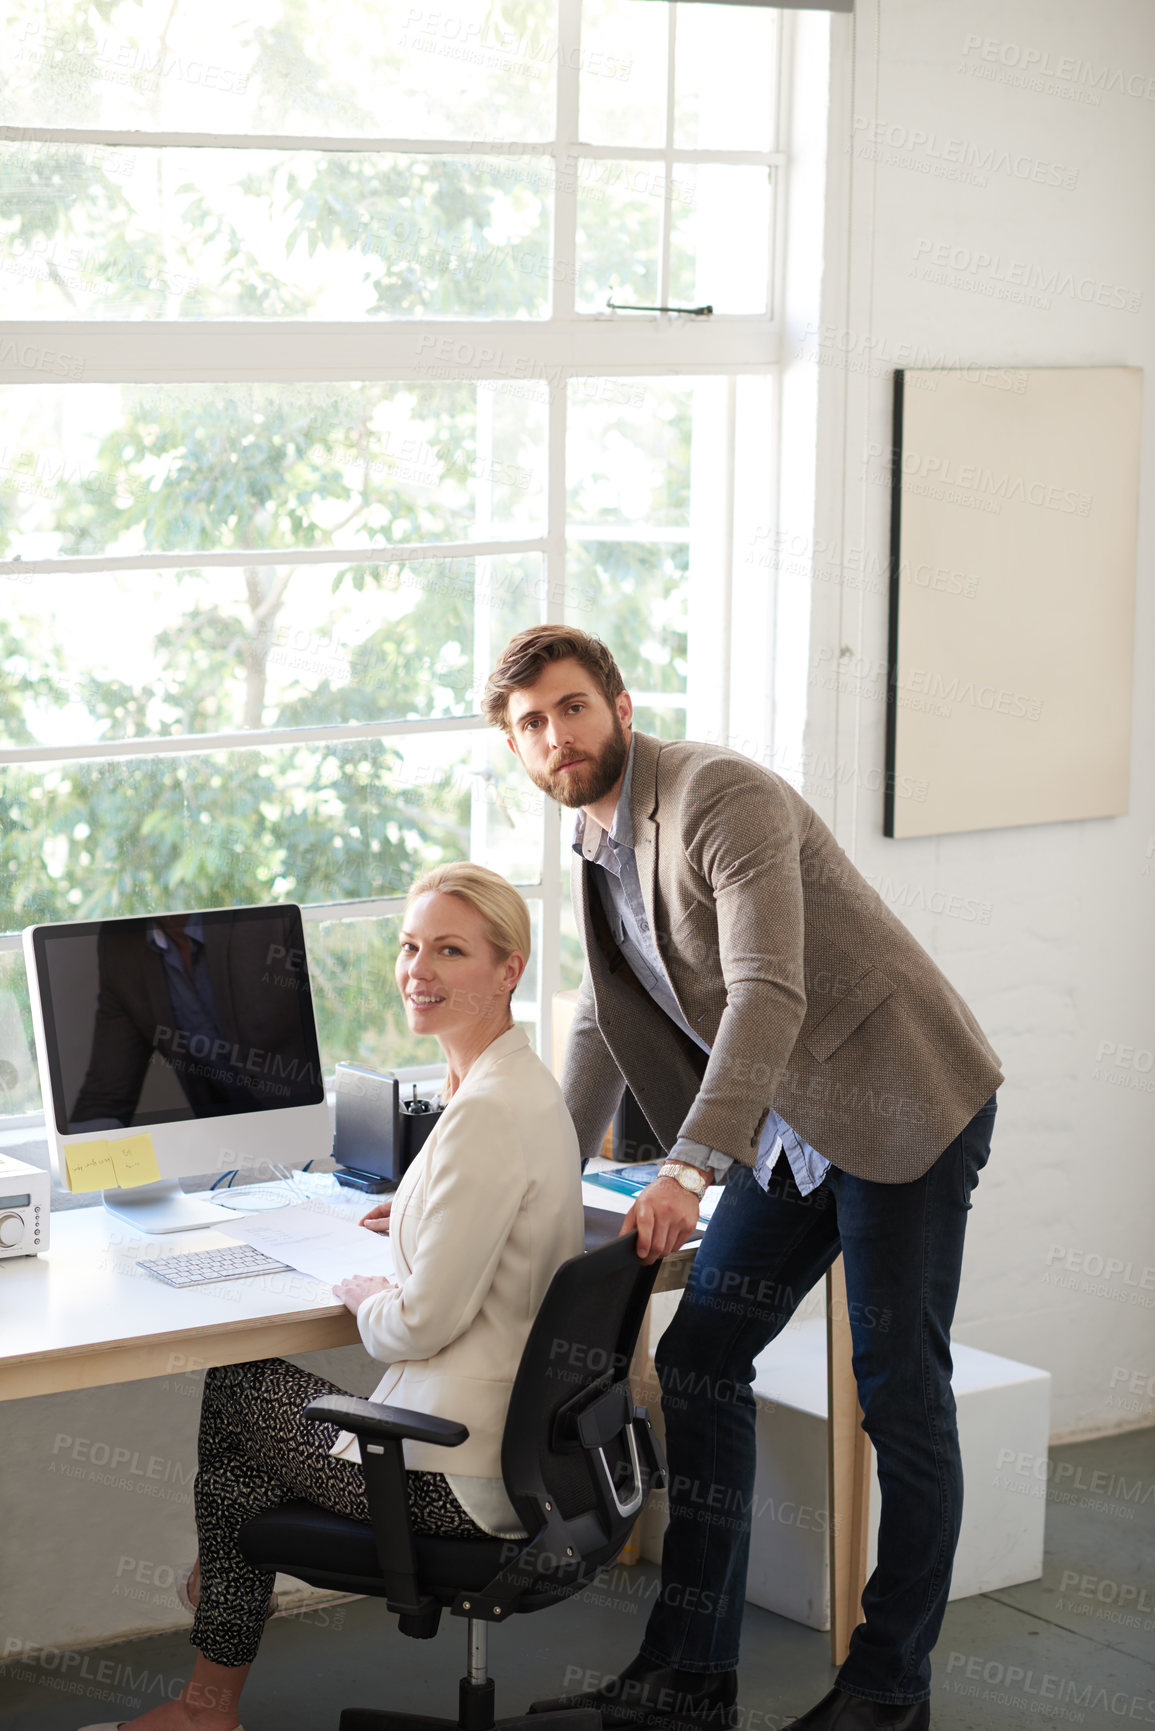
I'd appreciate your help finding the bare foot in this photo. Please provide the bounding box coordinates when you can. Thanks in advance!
[109,1655,249,1729]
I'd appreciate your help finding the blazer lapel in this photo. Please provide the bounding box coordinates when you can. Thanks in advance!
[391,1158,421,1280]
[628,731,699,1026]
[628,731,662,940]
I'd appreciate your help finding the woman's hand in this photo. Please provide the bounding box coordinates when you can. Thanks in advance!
[359,1198,393,1234]
[333,1273,395,1314]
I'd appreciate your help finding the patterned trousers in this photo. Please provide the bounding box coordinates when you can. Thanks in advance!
[192,1357,486,1666]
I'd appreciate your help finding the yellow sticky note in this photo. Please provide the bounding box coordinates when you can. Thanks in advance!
[65,1140,120,1194]
[110,1133,161,1190]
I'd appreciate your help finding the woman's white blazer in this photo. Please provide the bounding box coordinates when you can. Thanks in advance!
[329,1025,584,1535]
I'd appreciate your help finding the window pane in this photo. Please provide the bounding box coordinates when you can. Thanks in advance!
[466,726,550,889]
[0,381,547,560]
[1,560,547,747]
[0,948,41,1115]
[567,377,691,740]
[670,165,772,315]
[579,0,666,147]
[3,0,557,141]
[565,539,688,739]
[574,160,670,314]
[673,7,778,152]
[567,377,692,528]
[307,899,542,1081]
[0,145,553,320]
[0,730,532,929]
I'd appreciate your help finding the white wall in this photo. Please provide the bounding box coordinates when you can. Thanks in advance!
[0,1344,380,1655]
[800,0,1155,1440]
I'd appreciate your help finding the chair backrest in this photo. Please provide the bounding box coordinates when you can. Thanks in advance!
[498,1232,660,1564]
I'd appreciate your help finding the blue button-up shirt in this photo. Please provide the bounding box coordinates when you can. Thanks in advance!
[572,735,830,1197]
[146,915,257,1107]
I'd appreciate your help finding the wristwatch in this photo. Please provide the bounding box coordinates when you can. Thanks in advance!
[658,1160,710,1201]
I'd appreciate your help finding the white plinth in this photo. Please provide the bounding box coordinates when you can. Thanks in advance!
[641,1316,1051,1632]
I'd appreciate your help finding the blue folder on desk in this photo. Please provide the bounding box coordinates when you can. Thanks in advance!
[583,1162,663,1199]
[584,1163,713,1235]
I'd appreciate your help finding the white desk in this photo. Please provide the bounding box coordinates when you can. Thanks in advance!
[0,1184,367,1402]
[0,1177,676,1404]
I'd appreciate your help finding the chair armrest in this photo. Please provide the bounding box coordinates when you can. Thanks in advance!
[300,1394,466,1620]
[305,1394,469,1449]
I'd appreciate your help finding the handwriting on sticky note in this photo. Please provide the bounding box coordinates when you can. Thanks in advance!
[65,1140,120,1194]
[110,1133,160,1190]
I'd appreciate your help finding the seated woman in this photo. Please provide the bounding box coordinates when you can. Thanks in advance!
[81,862,584,1731]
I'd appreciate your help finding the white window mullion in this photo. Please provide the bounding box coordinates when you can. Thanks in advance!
[0,323,784,387]
[0,883,553,950]
[0,130,781,169]
[0,539,548,579]
[659,3,677,313]
[0,712,486,768]
[685,378,734,745]
[0,125,558,155]
[470,384,498,863]
[298,884,548,927]
[552,0,582,322]
[534,357,570,1046]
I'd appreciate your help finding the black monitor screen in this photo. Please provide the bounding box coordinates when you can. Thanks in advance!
[30,905,325,1136]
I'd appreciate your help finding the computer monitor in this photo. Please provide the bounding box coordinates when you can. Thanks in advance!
[23,903,331,1234]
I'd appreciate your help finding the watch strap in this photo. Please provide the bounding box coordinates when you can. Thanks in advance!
[658,1160,709,1199]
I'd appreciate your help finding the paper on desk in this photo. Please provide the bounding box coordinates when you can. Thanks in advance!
[218,1198,396,1287]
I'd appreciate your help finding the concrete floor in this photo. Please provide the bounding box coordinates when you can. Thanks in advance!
[3,1429,1152,1731]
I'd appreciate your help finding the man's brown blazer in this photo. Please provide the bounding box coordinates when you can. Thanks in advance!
[561,730,1003,1183]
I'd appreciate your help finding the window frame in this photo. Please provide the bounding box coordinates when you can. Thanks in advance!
[0,0,798,1126]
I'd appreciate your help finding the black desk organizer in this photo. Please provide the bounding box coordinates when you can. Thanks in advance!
[333,1063,445,1194]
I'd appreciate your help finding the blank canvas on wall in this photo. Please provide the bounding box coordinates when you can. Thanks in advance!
[884,366,1142,839]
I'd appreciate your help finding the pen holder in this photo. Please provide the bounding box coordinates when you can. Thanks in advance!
[333,1064,445,1193]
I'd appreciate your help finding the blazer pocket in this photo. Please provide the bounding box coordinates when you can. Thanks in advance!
[803,967,896,1062]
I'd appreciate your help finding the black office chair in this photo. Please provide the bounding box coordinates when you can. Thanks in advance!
[239,1232,667,1731]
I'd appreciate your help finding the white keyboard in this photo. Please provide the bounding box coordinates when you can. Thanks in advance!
[137,1243,295,1287]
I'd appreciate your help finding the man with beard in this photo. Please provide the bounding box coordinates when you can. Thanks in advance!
[480,626,1002,1731]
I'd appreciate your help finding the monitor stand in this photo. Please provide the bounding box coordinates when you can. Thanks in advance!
[102,1178,237,1235]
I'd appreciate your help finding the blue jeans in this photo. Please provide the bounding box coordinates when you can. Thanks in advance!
[640,1094,997,1707]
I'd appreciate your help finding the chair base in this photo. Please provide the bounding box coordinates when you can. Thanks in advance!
[340,1710,601,1731]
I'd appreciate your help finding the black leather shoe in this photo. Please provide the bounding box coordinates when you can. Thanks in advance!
[787,1687,930,1728]
[530,1654,739,1730]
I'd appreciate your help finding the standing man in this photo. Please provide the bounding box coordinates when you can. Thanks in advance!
[481,627,1002,1731]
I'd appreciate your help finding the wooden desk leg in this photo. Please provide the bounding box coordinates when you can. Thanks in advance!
[827,1257,872,1664]
[620,1297,657,1565]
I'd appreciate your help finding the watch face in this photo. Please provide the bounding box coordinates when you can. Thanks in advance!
[664,1162,706,1195]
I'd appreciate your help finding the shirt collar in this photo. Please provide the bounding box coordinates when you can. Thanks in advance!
[147,913,205,953]
[571,732,637,861]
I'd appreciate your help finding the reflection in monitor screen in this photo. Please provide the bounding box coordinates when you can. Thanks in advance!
[37,907,324,1136]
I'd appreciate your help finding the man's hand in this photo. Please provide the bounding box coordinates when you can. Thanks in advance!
[621,1176,701,1264]
[359,1199,393,1234]
[333,1273,395,1314]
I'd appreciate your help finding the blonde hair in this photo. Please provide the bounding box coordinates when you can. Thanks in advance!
[405,861,531,987]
